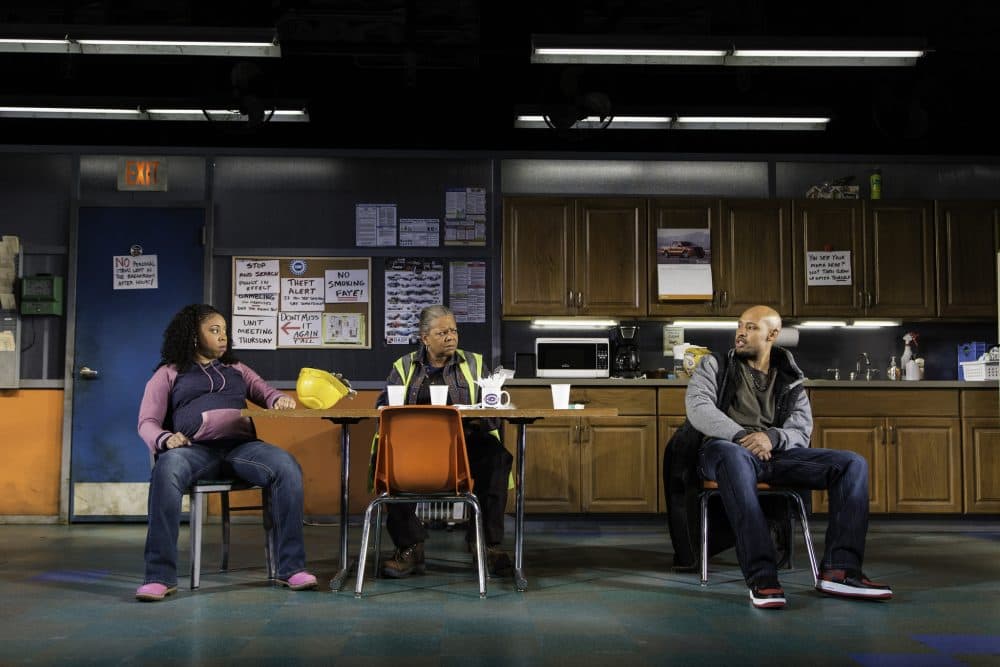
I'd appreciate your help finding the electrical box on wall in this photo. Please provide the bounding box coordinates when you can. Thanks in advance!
[20,274,64,315]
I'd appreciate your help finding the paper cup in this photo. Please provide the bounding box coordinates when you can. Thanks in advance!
[430,385,449,405]
[387,385,406,406]
[550,384,570,409]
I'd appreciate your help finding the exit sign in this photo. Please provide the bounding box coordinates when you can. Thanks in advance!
[117,157,168,191]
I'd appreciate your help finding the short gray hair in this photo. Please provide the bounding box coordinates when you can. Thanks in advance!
[419,304,455,335]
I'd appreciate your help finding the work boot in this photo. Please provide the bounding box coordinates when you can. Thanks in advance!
[468,541,512,577]
[382,542,426,578]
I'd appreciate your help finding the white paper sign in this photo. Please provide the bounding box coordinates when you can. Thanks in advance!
[277,311,322,347]
[235,259,279,296]
[325,269,369,303]
[232,315,277,349]
[281,277,325,311]
[113,254,158,290]
[807,251,852,285]
[233,292,278,315]
[324,313,365,345]
[657,264,713,300]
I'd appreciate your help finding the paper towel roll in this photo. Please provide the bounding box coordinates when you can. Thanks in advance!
[775,327,799,347]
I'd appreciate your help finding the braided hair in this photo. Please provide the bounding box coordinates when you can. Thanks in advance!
[157,304,238,372]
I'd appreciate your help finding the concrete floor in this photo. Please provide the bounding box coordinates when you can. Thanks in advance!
[1,516,998,666]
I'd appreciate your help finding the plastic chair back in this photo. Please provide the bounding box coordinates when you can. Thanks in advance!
[374,405,473,494]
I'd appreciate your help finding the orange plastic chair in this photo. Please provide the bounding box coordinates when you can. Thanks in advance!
[354,405,487,598]
[699,480,818,586]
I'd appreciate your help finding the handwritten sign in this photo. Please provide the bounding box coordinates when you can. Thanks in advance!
[325,269,369,303]
[277,311,322,346]
[281,277,325,311]
[232,315,277,349]
[233,292,278,315]
[113,255,158,290]
[807,251,852,285]
[235,259,279,296]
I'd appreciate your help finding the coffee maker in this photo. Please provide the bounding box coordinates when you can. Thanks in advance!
[612,323,642,378]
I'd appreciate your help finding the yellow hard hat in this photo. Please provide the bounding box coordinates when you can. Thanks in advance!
[296,368,352,409]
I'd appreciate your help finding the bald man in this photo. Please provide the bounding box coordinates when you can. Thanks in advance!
[686,305,892,609]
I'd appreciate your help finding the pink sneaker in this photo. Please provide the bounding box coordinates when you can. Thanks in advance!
[279,571,318,591]
[135,582,177,602]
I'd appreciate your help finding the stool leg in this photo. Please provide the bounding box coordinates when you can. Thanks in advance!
[373,504,383,578]
[220,491,231,572]
[700,492,710,585]
[262,486,275,581]
[190,491,205,590]
[355,500,379,598]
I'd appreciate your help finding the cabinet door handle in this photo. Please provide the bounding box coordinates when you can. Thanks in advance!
[877,424,885,445]
[866,290,873,309]
[576,291,583,308]
[858,289,865,310]
[567,290,573,307]
[888,423,896,444]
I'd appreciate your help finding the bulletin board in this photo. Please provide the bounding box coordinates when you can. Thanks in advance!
[231,256,371,349]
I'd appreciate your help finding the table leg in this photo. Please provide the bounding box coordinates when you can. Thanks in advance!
[329,421,352,591]
[514,421,527,592]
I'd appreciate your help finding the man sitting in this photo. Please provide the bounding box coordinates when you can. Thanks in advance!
[686,305,892,609]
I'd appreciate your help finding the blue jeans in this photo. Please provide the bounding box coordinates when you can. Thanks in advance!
[699,439,870,586]
[144,440,307,586]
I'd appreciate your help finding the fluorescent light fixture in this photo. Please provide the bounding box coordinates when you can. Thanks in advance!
[794,321,848,329]
[515,115,671,130]
[0,35,279,57]
[531,34,925,67]
[673,115,830,130]
[669,320,738,329]
[729,49,924,67]
[531,318,618,329]
[848,320,902,328]
[515,113,828,131]
[0,106,308,122]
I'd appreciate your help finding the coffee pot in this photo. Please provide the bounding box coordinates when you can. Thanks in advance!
[613,324,642,378]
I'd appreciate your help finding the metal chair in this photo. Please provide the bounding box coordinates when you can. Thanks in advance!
[700,480,818,586]
[355,405,487,598]
[188,479,275,590]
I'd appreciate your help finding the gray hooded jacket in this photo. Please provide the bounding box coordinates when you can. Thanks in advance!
[685,346,812,451]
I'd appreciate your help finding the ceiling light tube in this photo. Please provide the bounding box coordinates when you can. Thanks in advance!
[847,320,902,328]
[531,318,618,329]
[794,321,848,329]
[673,115,830,130]
[0,106,308,122]
[729,49,924,66]
[669,320,738,329]
[0,36,280,57]
[515,115,671,130]
[0,106,144,119]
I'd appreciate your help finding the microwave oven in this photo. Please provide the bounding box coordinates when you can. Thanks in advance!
[535,337,611,378]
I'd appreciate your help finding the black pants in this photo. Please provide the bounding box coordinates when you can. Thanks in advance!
[387,430,513,548]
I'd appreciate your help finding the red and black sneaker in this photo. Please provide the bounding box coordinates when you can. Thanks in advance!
[749,585,786,609]
[817,569,893,600]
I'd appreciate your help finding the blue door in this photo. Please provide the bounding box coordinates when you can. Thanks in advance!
[70,207,204,520]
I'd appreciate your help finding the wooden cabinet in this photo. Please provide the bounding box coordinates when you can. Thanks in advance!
[792,199,936,317]
[717,199,793,315]
[961,390,1000,513]
[656,387,688,512]
[866,201,937,317]
[503,387,657,513]
[792,199,866,316]
[810,389,962,513]
[647,198,721,316]
[502,197,646,316]
[936,201,1000,318]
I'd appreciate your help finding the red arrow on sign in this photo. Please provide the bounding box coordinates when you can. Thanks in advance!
[280,321,302,335]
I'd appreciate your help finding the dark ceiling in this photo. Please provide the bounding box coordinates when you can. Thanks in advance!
[2,0,999,156]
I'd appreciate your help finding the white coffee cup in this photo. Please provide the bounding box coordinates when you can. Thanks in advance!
[430,384,449,405]
[482,386,511,408]
[550,383,571,409]
[387,384,406,406]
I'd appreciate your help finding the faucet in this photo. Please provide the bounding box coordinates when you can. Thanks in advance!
[855,352,879,380]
